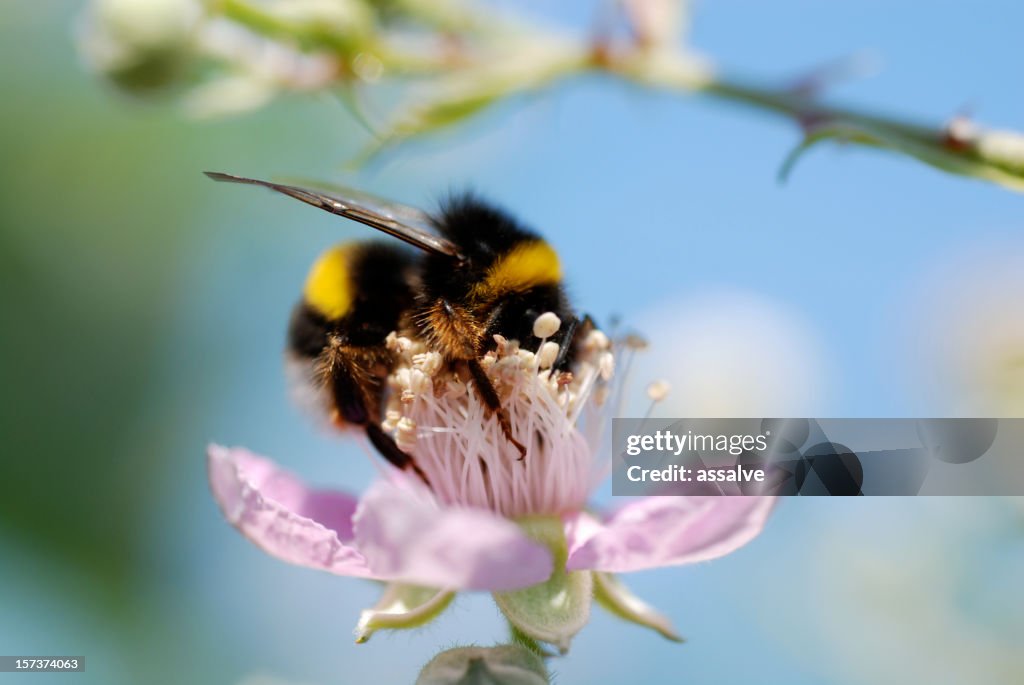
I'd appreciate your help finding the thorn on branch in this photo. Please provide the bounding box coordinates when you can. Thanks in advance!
[587,0,619,68]
[943,114,979,153]
[788,51,882,98]
[797,111,831,136]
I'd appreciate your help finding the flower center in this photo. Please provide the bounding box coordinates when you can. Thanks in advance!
[382,317,615,517]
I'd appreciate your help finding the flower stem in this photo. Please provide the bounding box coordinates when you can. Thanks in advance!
[508,622,545,658]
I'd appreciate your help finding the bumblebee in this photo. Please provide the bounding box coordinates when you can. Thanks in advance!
[205,172,585,459]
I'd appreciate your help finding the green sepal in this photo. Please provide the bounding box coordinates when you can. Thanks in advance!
[593,571,684,643]
[354,583,454,643]
[416,644,549,685]
[492,516,592,654]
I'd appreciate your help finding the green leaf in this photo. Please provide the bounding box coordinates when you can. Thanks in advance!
[493,516,592,654]
[778,120,1024,193]
[417,645,549,685]
[593,572,684,643]
[354,583,454,643]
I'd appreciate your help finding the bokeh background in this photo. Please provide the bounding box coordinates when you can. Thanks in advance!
[1,1,1022,683]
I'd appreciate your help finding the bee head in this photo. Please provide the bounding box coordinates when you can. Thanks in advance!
[425,193,562,303]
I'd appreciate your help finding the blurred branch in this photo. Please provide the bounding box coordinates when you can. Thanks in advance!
[605,48,1024,191]
[77,0,1024,192]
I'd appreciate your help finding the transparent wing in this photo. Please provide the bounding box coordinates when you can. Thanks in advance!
[204,172,463,259]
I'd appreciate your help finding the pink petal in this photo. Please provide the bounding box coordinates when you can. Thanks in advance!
[353,480,554,592]
[564,510,603,559]
[208,444,373,577]
[565,496,775,573]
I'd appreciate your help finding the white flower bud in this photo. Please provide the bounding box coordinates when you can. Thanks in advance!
[77,0,201,92]
[976,128,1024,173]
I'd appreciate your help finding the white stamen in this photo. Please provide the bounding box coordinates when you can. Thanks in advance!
[382,408,401,432]
[382,321,616,517]
[584,329,610,353]
[395,417,417,452]
[407,369,430,395]
[623,333,649,351]
[646,379,671,402]
[537,341,560,369]
[599,352,615,381]
[533,312,562,340]
[386,332,415,354]
[412,351,444,377]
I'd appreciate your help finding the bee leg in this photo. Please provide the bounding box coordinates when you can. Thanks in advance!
[365,423,431,487]
[466,358,528,460]
[553,313,596,371]
[329,360,430,485]
[552,315,580,371]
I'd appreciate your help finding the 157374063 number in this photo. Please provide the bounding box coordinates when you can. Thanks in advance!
[1,657,85,672]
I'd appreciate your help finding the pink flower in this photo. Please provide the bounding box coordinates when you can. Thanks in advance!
[209,318,774,650]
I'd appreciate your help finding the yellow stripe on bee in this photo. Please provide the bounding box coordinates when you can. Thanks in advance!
[304,244,357,320]
[473,240,562,300]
